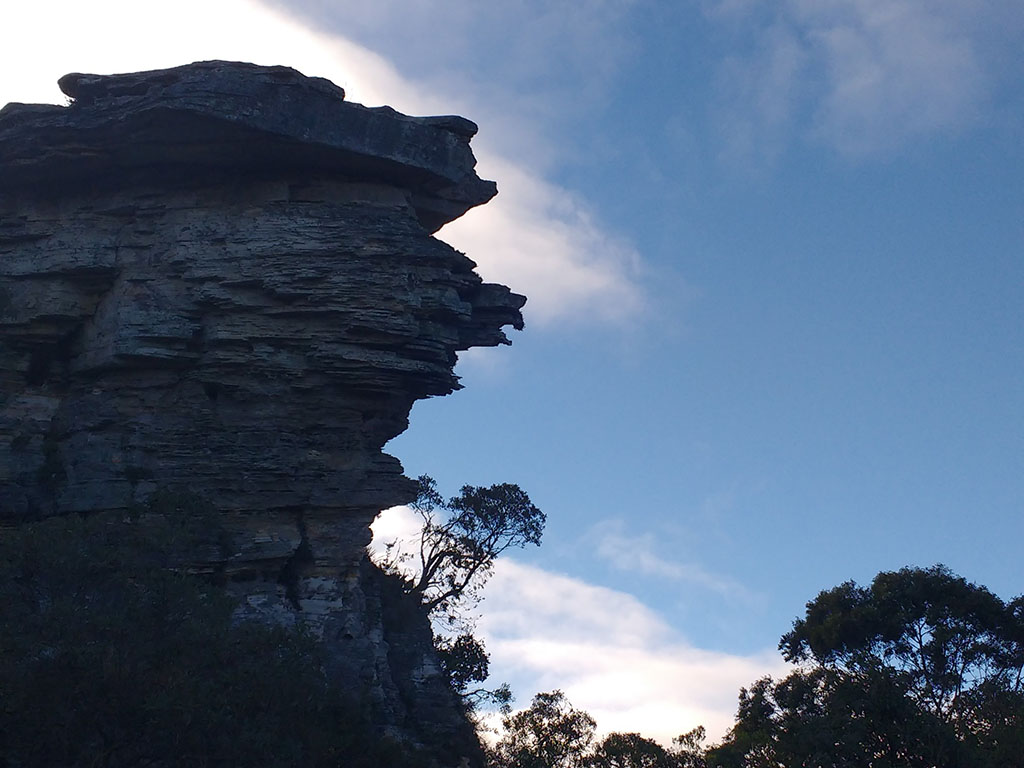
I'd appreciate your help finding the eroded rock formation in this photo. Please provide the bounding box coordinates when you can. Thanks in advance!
[0,61,524,762]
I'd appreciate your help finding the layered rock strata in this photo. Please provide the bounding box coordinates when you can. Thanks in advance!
[0,61,524,762]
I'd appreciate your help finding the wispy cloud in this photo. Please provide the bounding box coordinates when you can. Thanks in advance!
[1,0,646,329]
[260,0,635,147]
[795,0,986,155]
[714,20,808,164]
[589,519,752,600]
[706,0,1007,158]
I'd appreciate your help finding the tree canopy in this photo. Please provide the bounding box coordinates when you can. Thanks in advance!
[398,475,545,619]
[436,631,513,713]
[488,692,708,768]
[585,732,679,768]
[488,569,1021,768]
[491,690,598,768]
[707,565,1024,768]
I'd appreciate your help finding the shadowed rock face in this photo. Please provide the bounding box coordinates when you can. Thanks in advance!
[0,61,524,763]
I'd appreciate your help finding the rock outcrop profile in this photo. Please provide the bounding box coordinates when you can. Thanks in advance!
[0,61,525,762]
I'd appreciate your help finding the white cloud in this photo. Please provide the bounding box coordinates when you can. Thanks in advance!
[441,155,645,328]
[479,560,787,744]
[1,0,645,329]
[368,504,429,584]
[707,0,995,157]
[0,1,378,107]
[370,509,783,744]
[369,505,422,557]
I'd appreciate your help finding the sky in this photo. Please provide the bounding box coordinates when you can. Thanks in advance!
[4,0,1023,745]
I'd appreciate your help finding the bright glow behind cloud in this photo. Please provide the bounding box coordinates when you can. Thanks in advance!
[1,0,645,327]
[0,0,412,108]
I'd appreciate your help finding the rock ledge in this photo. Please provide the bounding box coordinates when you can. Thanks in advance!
[0,60,496,232]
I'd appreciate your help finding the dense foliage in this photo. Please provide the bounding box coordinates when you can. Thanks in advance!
[435,632,513,712]
[486,567,1023,768]
[0,503,433,768]
[585,731,683,768]
[706,566,1024,768]
[490,690,597,768]
[488,691,708,768]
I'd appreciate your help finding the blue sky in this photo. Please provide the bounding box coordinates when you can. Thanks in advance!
[5,0,1022,743]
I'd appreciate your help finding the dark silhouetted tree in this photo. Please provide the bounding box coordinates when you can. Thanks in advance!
[396,475,545,620]
[585,732,677,768]
[707,565,1024,768]
[436,632,512,713]
[491,690,597,768]
[673,726,708,768]
[377,475,543,716]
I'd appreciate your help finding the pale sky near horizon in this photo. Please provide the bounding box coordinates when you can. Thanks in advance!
[3,0,1023,746]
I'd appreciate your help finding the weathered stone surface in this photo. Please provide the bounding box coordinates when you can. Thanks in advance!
[0,61,524,764]
[0,60,496,232]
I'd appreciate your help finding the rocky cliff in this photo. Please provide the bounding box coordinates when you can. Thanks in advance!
[0,61,525,763]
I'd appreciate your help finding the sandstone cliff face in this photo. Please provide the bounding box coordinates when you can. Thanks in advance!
[0,61,524,762]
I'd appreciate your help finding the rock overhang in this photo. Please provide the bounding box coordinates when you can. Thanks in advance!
[0,60,525,519]
[0,60,496,233]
